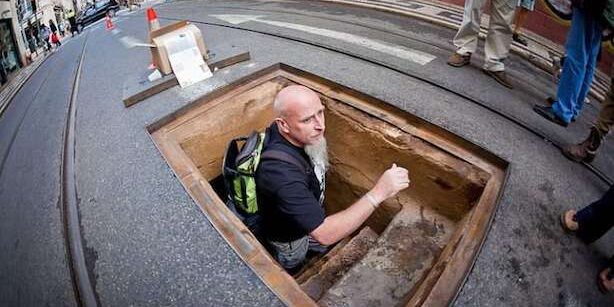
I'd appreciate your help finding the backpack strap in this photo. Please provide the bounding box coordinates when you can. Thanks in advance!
[261,149,310,175]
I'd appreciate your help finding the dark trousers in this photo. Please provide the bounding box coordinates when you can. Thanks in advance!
[576,186,614,244]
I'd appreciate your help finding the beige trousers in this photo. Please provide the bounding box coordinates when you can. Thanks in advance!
[453,0,516,71]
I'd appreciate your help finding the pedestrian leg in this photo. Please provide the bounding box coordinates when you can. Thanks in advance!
[552,8,592,123]
[482,0,515,72]
[572,20,602,118]
[452,0,486,56]
[575,186,614,244]
[512,6,530,45]
[595,79,614,134]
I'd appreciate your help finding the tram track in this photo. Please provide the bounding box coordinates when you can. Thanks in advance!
[157,15,613,186]
[0,64,54,177]
[59,31,100,307]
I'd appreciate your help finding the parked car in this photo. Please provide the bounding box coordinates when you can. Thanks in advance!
[76,0,120,30]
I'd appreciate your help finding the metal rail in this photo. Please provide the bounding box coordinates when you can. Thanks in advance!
[159,15,613,186]
[60,31,100,307]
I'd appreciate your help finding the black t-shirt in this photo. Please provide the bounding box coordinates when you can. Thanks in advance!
[256,123,325,242]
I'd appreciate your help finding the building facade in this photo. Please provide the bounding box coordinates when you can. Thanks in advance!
[0,0,76,86]
[0,0,26,85]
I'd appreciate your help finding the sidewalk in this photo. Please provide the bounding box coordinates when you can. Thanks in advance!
[322,0,610,101]
[0,53,48,117]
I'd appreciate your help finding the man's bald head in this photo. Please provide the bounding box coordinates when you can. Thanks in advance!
[273,85,321,119]
[273,85,326,147]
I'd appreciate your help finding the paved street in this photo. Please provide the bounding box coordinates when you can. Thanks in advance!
[0,0,613,306]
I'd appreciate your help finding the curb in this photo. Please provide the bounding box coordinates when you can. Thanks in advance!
[321,0,609,102]
[0,53,50,118]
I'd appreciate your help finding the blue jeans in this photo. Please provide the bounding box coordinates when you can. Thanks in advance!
[575,186,614,244]
[552,7,602,123]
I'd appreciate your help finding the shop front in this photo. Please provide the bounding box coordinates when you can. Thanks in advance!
[0,18,21,85]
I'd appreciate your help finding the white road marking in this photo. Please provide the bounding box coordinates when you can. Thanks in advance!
[211,14,435,65]
[210,14,264,25]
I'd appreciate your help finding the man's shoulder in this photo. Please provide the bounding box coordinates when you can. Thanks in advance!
[258,151,307,178]
[257,146,309,186]
[261,149,309,172]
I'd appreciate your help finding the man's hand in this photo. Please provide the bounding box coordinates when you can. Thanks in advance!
[311,163,410,246]
[370,163,410,203]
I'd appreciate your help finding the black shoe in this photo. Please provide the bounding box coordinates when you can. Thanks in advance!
[545,97,576,122]
[546,97,555,105]
[513,33,528,46]
[533,105,568,127]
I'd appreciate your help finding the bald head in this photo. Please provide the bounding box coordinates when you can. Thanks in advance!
[273,85,326,147]
[273,85,321,118]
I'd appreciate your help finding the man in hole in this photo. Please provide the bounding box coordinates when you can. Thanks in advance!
[256,85,410,273]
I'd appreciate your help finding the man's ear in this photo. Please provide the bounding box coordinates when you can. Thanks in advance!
[275,117,291,134]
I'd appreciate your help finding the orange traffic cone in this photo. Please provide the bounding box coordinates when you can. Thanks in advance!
[147,7,160,70]
[105,14,114,31]
[147,7,160,32]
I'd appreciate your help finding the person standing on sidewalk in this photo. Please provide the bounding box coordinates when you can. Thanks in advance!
[49,20,57,36]
[560,186,614,293]
[562,76,614,162]
[447,0,516,89]
[533,0,612,127]
[49,19,61,48]
[59,22,65,37]
[66,9,78,36]
[511,0,535,46]
[39,24,51,52]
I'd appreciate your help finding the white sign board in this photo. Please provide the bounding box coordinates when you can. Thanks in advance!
[165,30,212,88]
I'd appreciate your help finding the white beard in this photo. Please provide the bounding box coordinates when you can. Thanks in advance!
[305,138,328,204]
[305,138,329,173]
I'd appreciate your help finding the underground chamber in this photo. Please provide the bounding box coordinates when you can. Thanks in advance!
[149,63,508,306]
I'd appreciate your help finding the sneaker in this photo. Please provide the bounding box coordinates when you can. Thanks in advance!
[533,105,568,127]
[447,53,471,67]
[482,69,513,89]
[513,33,528,46]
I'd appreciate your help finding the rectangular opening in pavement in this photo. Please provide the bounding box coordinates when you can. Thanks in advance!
[148,63,508,306]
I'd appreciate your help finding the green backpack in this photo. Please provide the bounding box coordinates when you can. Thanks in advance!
[222,129,308,214]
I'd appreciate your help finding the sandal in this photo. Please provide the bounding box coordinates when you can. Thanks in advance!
[560,210,579,232]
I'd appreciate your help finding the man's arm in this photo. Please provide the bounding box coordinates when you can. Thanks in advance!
[310,164,409,246]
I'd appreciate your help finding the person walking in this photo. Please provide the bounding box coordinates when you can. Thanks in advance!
[447,0,516,89]
[66,9,78,36]
[39,24,51,52]
[49,19,57,35]
[533,1,612,127]
[59,21,65,37]
[49,19,61,47]
[511,0,535,46]
[560,186,614,293]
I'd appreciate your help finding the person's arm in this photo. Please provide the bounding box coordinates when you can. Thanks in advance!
[310,164,409,245]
